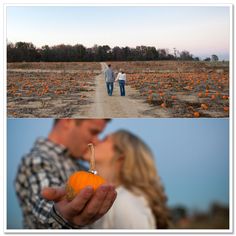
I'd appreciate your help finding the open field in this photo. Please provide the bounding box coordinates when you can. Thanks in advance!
[7,61,229,118]
[7,62,100,117]
[111,61,229,118]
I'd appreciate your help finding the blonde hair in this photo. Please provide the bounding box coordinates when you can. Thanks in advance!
[111,130,170,229]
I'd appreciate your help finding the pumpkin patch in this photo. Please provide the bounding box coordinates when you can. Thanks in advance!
[7,61,229,118]
[112,61,229,117]
[7,62,100,117]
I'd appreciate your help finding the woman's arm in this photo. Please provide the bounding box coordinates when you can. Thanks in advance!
[115,72,121,82]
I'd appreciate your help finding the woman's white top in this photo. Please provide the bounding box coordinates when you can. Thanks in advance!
[115,72,126,81]
[90,186,156,229]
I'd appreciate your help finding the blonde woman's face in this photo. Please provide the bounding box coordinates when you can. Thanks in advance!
[84,134,122,184]
[94,135,115,163]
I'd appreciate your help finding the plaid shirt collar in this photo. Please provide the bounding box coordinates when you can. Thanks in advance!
[33,137,88,170]
[33,137,80,162]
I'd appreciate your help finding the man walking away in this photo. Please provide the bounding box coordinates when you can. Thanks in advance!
[104,64,115,96]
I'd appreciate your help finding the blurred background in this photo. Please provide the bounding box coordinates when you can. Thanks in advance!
[7,118,229,229]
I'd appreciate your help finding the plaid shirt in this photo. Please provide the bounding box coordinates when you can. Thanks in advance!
[15,138,87,229]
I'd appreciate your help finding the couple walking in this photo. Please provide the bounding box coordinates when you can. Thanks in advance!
[104,64,126,96]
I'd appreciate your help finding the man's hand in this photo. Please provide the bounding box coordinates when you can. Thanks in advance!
[41,185,117,227]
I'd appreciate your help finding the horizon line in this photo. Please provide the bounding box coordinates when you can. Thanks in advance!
[7,40,229,60]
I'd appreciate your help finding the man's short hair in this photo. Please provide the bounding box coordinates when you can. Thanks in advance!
[53,119,111,127]
[108,64,111,67]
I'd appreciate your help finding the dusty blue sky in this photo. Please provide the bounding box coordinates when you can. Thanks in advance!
[7,6,230,60]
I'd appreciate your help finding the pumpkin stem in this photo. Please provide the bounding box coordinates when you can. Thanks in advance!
[88,143,97,175]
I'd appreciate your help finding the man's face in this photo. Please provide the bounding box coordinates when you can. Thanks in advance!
[67,119,107,158]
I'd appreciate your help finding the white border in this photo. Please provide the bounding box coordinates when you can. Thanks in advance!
[228,2,234,233]
[3,2,234,235]
[2,2,235,6]
[3,1,7,236]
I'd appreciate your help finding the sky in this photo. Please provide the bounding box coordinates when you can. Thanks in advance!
[6,6,230,60]
[7,118,229,229]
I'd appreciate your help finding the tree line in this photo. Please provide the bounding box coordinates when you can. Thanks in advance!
[7,42,218,62]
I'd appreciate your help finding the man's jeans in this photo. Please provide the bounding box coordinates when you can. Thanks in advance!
[119,80,125,96]
[106,82,114,96]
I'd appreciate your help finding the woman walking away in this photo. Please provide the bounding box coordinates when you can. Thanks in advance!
[115,69,126,96]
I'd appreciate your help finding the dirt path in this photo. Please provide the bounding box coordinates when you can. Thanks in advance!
[76,62,171,118]
[8,61,229,118]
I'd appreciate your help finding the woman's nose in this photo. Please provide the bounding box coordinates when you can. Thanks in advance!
[92,137,101,145]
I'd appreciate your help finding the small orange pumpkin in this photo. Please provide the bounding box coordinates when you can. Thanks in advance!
[161,102,166,108]
[198,92,203,98]
[223,106,229,112]
[66,143,105,201]
[193,111,200,118]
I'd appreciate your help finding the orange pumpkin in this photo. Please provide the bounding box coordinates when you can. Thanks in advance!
[161,102,166,108]
[223,107,229,112]
[66,143,105,201]
[198,92,203,98]
[193,111,200,118]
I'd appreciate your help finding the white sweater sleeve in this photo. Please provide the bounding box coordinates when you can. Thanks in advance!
[115,72,121,81]
[123,74,126,81]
